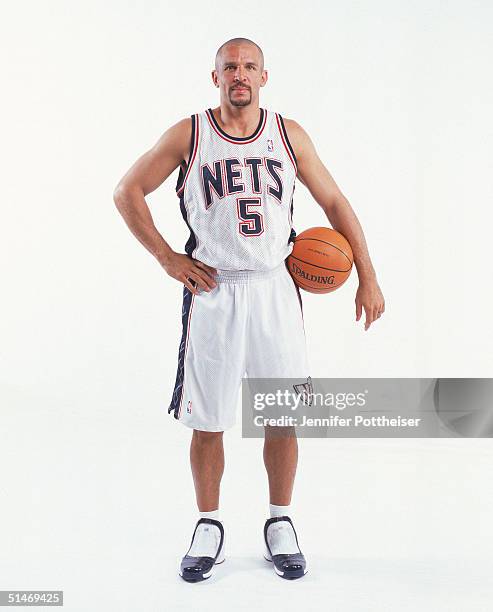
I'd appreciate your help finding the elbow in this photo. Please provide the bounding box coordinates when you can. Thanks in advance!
[113,182,143,209]
[323,194,349,216]
[320,198,338,217]
[113,183,130,211]
[113,183,121,206]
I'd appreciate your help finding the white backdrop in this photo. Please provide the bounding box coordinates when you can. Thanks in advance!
[1,1,492,611]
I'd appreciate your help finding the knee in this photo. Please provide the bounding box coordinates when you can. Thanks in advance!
[193,429,224,444]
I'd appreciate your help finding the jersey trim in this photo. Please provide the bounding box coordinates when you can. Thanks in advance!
[206,108,267,144]
[275,113,297,173]
[176,114,200,197]
[179,192,198,258]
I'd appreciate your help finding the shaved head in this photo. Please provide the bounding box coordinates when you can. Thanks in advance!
[212,37,268,107]
[215,37,264,70]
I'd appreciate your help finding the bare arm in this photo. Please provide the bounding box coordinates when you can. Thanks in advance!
[113,118,216,294]
[284,119,385,330]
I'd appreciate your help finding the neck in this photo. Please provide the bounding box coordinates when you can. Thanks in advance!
[213,103,261,138]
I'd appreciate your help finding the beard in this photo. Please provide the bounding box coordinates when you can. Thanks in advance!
[229,88,252,107]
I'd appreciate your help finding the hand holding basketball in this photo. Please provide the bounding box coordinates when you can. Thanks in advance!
[287,226,385,330]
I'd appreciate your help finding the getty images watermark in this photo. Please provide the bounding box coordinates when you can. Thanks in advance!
[241,378,493,438]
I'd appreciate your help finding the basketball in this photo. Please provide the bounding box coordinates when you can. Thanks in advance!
[287,227,353,293]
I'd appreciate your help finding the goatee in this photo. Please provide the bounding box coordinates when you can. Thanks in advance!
[230,98,252,107]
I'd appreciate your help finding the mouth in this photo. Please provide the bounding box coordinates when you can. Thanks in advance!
[232,87,249,93]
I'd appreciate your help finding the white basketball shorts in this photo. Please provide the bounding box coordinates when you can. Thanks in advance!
[168,261,310,432]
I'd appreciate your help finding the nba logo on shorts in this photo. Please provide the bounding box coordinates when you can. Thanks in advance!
[293,376,313,406]
[187,400,192,414]
[267,138,274,152]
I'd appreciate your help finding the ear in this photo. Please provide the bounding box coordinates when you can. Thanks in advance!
[211,70,219,87]
[260,69,268,87]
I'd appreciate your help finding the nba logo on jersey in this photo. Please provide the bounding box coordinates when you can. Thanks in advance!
[267,138,274,152]
[187,400,193,414]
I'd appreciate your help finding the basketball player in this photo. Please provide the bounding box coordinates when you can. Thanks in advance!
[113,37,385,581]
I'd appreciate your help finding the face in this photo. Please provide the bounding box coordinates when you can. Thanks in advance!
[212,44,268,107]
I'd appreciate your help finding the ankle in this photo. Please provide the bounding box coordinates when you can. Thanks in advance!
[199,509,220,520]
[269,503,291,518]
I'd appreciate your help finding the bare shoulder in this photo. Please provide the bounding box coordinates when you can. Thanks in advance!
[279,117,313,158]
[152,116,192,162]
[281,117,304,132]
[114,117,194,195]
[170,116,193,137]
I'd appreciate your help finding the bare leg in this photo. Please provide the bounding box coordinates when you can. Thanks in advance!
[263,426,298,505]
[190,430,224,512]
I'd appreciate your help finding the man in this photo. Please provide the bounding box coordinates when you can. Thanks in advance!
[113,37,385,582]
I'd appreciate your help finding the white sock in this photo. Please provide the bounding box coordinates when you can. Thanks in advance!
[269,503,290,518]
[199,509,220,520]
[267,504,300,555]
[266,520,300,555]
[188,510,222,558]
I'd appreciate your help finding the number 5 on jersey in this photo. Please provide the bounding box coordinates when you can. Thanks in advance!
[237,198,264,237]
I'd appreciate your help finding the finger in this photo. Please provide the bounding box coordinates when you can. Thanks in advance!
[194,260,217,278]
[355,300,362,321]
[188,271,214,293]
[183,278,199,295]
[373,306,380,320]
[364,305,373,331]
[191,267,217,290]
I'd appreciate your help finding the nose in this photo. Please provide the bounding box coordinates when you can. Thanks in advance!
[234,66,247,81]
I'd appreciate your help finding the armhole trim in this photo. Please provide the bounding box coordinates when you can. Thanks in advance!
[176,114,199,196]
[275,113,297,173]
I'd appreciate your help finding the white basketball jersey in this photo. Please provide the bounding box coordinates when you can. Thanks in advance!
[175,108,298,271]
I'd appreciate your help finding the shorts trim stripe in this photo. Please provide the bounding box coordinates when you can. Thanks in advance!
[169,288,195,419]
